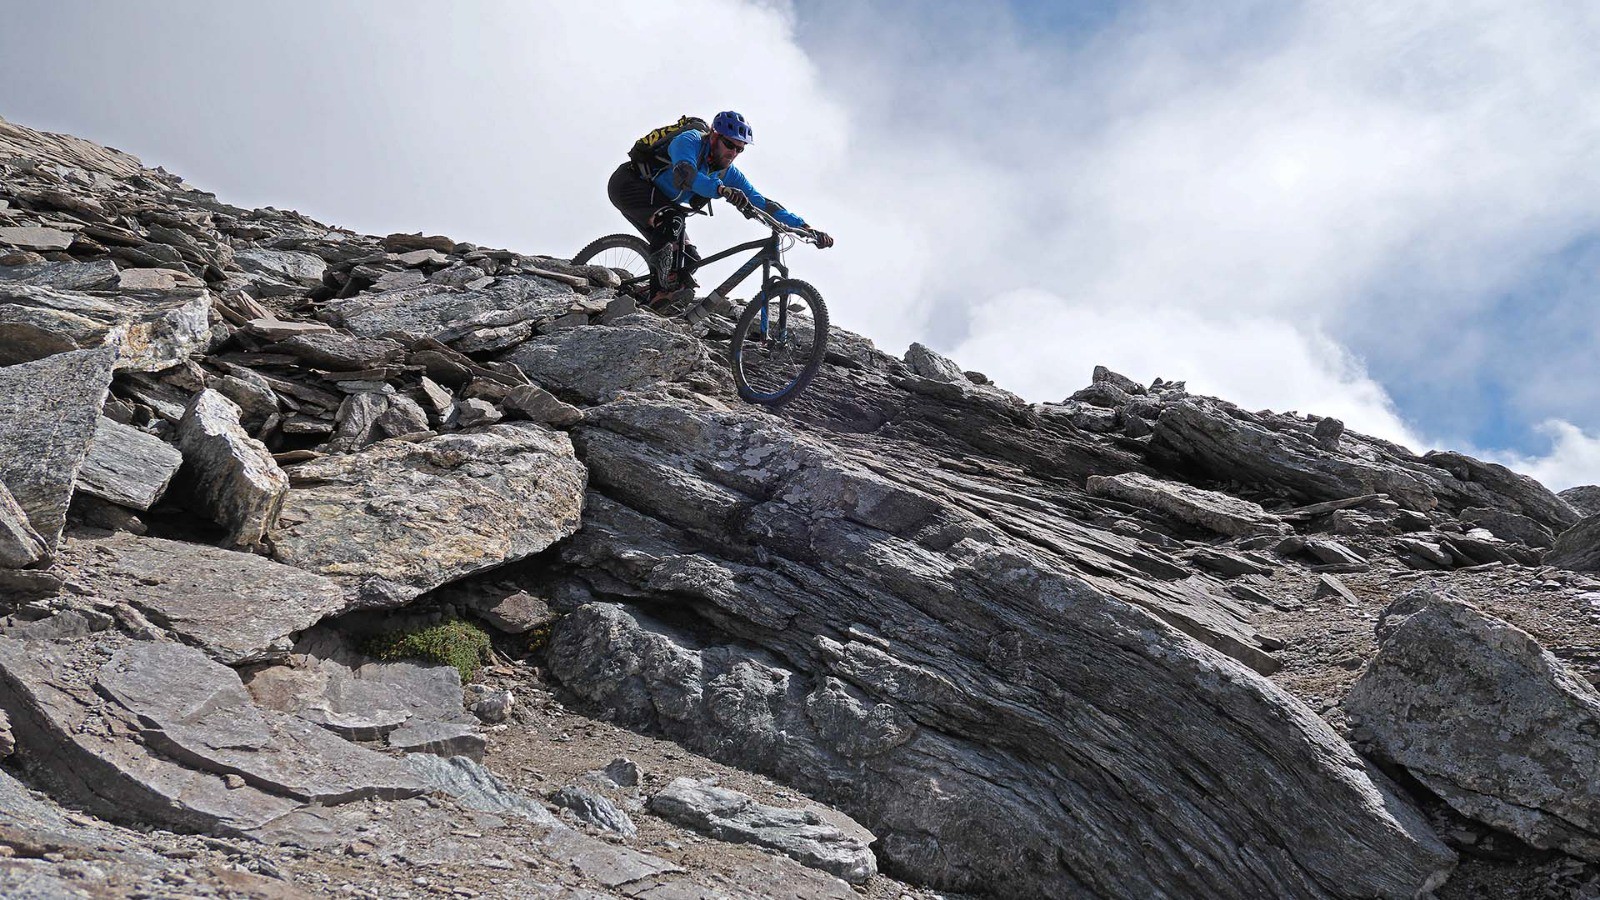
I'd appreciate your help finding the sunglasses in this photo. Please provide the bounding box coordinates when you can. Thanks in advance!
[717,135,746,154]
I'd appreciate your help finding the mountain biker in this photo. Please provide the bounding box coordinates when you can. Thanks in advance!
[606,110,834,309]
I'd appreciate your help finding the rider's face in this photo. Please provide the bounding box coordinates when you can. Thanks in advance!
[710,134,745,168]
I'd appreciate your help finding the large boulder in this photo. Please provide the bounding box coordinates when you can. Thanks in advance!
[1547,512,1600,573]
[1560,485,1600,518]
[1345,591,1600,860]
[546,396,1454,900]
[270,423,585,608]
[176,389,289,549]
[0,347,117,553]
[1149,399,1580,530]
[500,323,714,404]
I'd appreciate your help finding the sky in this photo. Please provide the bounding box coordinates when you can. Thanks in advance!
[1,0,1596,490]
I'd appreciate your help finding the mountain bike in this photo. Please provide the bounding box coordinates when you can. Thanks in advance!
[573,206,829,407]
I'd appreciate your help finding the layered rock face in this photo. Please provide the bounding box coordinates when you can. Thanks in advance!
[3,113,1599,899]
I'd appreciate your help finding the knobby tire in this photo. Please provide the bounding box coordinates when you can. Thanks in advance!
[730,278,829,407]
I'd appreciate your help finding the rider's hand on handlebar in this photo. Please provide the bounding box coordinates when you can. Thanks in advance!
[718,185,753,213]
[809,229,835,249]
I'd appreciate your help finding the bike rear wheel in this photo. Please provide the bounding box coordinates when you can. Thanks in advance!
[573,234,651,298]
[730,278,829,407]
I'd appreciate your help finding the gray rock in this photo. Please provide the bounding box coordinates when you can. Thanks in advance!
[246,630,473,741]
[394,248,449,267]
[904,342,968,383]
[1560,485,1600,518]
[1314,573,1360,604]
[1312,416,1344,451]
[601,758,642,789]
[0,636,322,835]
[386,719,484,760]
[648,777,875,884]
[276,332,406,371]
[54,531,345,665]
[1091,364,1145,394]
[321,274,570,339]
[470,689,514,723]
[117,267,203,290]
[0,347,116,552]
[452,397,502,428]
[1068,381,1132,408]
[467,589,555,634]
[502,383,584,427]
[0,480,45,568]
[0,226,73,251]
[549,591,1448,899]
[500,324,712,404]
[383,233,456,254]
[416,376,454,424]
[1086,472,1291,537]
[1150,399,1579,531]
[1396,538,1454,569]
[1549,513,1600,572]
[271,424,585,608]
[1460,506,1556,548]
[1304,539,1367,567]
[400,753,559,826]
[77,417,183,510]
[97,642,428,803]
[327,390,388,452]
[1346,590,1600,860]
[552,784,638,837]
[0,259,119,291]
[213,372,278,429]
[1424,451,1581,532]
[1185,546,1274,577]
[176,389,288,548]
[374,394,430,438]
[0,283,210,370]
[233,248,327,287]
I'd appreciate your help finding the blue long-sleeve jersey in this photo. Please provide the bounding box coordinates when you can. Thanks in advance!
[651,130,809,229]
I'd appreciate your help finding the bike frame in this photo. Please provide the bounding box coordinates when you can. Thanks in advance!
[622,207,806,339]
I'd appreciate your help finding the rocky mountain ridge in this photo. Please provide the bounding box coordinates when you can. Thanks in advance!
[1,112,1599,899]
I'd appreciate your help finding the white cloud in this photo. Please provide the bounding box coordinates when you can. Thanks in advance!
[1487,421,1600,492]
[949,290,1425,448]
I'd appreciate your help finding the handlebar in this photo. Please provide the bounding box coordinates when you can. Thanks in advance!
[740,204,820,244]
[685,197,821,244]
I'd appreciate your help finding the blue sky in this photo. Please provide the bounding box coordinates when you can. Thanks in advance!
[2,0,1597,488]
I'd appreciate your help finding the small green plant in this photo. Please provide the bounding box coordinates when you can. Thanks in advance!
[364,620,492,682]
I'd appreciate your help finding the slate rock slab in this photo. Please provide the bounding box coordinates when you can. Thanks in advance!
[97,642,429,804]
[177,389,289,548]
[0,480,46,568]
[0,259,119,291]
[320,275,569,339]
[0,347,116,552]
[649,778,876,884]
[233,248,327,287]
[270,423,585,608]
[551,784,638,837]
[54,531,345,665]
[500,324,712,404]
[1345,590,1600,860]
[1086,471,1291,537]
[77,416,183,510]
[1548,513,1600,573]
[0,283,210,370]
[0,635,304,836]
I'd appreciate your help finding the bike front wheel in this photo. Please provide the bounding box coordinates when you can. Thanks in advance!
[730,278,829,407]
[572,234,651,298]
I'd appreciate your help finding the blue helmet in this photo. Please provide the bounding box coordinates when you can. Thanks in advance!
[712,111,753,144]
